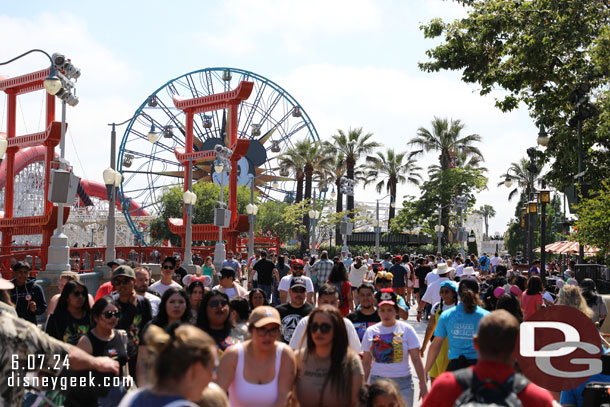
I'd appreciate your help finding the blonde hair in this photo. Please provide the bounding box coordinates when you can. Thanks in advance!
[145,324,216,386]
[60,271,80,282]
[359,379,406,407]
[198,382,230,407]
[557,285,593,318]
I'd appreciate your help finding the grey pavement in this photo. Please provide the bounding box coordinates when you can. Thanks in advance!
[404,303,430,407]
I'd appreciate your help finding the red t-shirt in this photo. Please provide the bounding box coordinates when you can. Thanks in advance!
[521,292,543,320]
[94,281,114,301]
[422,361,554,407]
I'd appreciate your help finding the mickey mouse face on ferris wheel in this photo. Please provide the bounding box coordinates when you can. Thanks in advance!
[202,137,267,187]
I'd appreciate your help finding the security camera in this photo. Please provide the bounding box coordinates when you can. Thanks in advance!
[52,53,66,67]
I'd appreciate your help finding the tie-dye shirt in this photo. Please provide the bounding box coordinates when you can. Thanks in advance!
[361,320,420,378]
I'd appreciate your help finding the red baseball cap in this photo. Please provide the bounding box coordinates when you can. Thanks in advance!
[292,259,304,266]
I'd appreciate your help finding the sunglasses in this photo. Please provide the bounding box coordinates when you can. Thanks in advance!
[113,279,132,286]
[255,326,280,337]
[310,322,332,334]
[209,299,229,308]
[292,265,304,270]
[162,265,174,270]
[103,311,121,319]
[71,291,86,297]
[291,287,306,294]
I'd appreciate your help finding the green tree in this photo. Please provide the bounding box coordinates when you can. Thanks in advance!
[419,0,610,191]
[574,181,610,258]
[149,182,251,245]
[329,127,381,221]
[475,204,497,239]
[364,149,423,227]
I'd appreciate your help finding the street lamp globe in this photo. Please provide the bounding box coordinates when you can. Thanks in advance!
[43,67,62,95]
[0,138,8,159]
[272,178,279,189]
[537,125,550,147]
[146,124,160,143]
[183,190,197,205]
[504,176,513,188]
[103,167,117,186]
[246,203,258,215]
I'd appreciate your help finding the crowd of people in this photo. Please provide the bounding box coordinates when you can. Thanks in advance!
[1,249,609,407]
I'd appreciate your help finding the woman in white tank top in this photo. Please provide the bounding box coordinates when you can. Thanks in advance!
[216,306,296,407]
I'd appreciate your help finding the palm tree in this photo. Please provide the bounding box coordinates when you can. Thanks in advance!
[409,117,483,171]
[278,142,307,203]
[329,127,381,220]
[498,158,542,201]
[365,149,423,227]
[475,204,497,239]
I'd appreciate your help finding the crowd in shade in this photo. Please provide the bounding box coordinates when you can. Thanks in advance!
[1,249,609,407]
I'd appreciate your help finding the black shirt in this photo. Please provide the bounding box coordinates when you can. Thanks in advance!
[346,309,381,341]
[254,259,276,285]
[111,294,152,359]
[415,265,432,290]
[275,302,314,343]
[174,267,187,285]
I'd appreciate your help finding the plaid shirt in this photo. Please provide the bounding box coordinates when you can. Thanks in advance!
[311,259,334,283]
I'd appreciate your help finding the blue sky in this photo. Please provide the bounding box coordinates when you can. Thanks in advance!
[0,0,544,236]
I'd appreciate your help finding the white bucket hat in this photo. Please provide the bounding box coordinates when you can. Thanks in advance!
[433,263,455,275]
[461,266,478,276]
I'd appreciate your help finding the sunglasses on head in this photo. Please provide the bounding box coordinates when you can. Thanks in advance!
[71,291,86,297]
[209,299,228,308]
[310,322,332,334]
[113,278,132,286]
[162,265,174,270]
[103,310,121,319]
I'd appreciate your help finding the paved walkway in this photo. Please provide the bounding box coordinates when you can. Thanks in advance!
[404,303,429,406]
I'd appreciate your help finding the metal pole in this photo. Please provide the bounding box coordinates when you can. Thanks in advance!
[528,195,534,267]
[577,118,585,263]
[106,124,117,263]
[341,189,349,255]
[458,199,466,259]
[436,204,442,254]
[183,159,193,266]
[248,174,255,261]
[375,199,380,259]
[541,199,546,284]
[54,100,67,237]
[214,170,226,270]
[311,192,317,256]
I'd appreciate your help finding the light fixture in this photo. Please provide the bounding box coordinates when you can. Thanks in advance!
[272,178,279,189]
[537,125,550,147]
[114,172,122,187]
[183,190,197,205]
[246,203,259,215]
[434,225,445,232]
[102,167,116,186]
[528,200,538,214]
[214,158,224,174]
[539,189,551,204]
[468,232,476,243]
[391,200,396,208]
[43,66,62,95]
[308,209,320,219]
[0,138,7,159]
[330,188,336,199]
[147,123,160,143]
[504,176,513,188]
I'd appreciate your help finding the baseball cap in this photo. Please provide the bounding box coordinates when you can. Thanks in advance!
[112,265,136,280]
[290,277,307,289]
[107,259,125,267]
[440,280,458,293]
[12,261,31,272]
[291,259,304,266]
[376,288,397,307]
[248,306,281,328]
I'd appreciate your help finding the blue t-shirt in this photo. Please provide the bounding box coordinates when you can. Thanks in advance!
[560,373,610,407]
[390,264,407,288]
[382,260,392,271]
[478,256,489,272]
[433,303,490,360]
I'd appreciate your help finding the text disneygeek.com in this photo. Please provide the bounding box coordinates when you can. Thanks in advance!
[8,372,133,392]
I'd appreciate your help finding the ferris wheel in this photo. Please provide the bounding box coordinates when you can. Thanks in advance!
[117,67,319,237]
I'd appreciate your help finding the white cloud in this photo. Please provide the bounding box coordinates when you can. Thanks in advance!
[197,0,382,55]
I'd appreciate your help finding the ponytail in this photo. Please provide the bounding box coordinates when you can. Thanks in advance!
[458,278,481,314]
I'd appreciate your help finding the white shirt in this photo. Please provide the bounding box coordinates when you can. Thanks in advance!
[490,256,500,267]
[278,275,314,302]
[425,272,440,286]
[150,280,181,296]
[349,264,369,288]
[289,315,361,352]
[361,321,420,378]
[144,292,161,317]
[454,264,464,278]
[421,276,450,306]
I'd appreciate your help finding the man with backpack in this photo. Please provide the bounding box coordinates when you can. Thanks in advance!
[422,310,554,407]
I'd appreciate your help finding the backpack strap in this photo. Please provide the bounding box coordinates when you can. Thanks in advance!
[452,367,475,390]
[511,373,530,394]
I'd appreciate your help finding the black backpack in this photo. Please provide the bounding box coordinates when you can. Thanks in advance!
[452,368,529,407]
